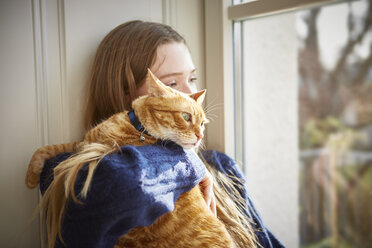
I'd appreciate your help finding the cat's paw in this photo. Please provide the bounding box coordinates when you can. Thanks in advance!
[25,151,46,189]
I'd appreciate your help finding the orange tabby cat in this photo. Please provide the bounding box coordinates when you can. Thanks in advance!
[25,69,238,248]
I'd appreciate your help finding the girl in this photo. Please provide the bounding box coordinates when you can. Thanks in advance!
[40,20,284,248]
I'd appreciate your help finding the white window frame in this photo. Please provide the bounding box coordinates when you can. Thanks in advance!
[228,0,352,20]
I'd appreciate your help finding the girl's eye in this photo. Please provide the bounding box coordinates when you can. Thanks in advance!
[189,77,197,84]
[182,112,191,121]
[166,81,177,88]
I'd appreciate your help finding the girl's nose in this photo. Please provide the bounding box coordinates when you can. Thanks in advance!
[179,81,194,94]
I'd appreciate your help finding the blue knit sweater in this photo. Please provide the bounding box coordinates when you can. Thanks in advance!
[40,141,284,247]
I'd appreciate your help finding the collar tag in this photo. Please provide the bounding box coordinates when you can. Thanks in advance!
[128,110,150,139]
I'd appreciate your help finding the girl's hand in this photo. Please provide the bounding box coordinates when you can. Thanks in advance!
[199,170,216,216]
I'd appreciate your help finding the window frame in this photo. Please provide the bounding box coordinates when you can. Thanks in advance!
[204,0,351,162]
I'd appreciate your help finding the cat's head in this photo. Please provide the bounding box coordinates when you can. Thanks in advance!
[132,69,209,149]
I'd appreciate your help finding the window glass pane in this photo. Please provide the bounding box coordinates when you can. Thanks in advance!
[297,0,372,247]
[240,11,299,247]
[235,0,372,246]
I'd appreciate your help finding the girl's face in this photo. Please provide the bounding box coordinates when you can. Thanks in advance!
[136,42,197,97]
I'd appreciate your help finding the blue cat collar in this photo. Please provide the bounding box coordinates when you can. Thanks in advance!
[128,110,150,136]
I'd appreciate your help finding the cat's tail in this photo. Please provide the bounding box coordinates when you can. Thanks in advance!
[40,142,117,248]
[25,142,79,189]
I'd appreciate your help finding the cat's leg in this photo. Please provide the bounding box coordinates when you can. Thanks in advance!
[25,142,78,189]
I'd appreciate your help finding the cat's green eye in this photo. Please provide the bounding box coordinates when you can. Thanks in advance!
[182,112,191,121]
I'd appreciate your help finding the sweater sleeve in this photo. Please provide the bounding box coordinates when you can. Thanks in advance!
[201,150,285,248]
[40,142,206,248]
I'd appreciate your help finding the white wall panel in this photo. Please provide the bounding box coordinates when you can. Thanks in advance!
[0,0,40,247]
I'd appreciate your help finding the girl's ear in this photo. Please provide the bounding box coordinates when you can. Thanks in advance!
[146,68,173,96]
[189,89,206,104]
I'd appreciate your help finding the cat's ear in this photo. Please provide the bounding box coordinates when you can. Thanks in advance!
[189,89,206,104]
[146,68,173,96]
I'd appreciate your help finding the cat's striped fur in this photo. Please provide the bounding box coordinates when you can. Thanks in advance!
[25,70,247,247]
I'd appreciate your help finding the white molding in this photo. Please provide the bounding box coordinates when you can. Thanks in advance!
[32,0,70,147]
[44,0,69,144]
[162,0,177,28]
[233,21,244,167]
[204,0,235,158]
[222,0,235,159]
[228,0,352,20]
[32,0,49,147]
[57,0,70,142]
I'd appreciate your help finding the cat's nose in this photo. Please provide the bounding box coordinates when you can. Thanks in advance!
[195,133,203,141]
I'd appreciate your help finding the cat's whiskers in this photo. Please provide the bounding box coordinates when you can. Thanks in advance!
[204,94,220,110]
[159,139,170,147]
[205,114,217,123]
[198,139,206,151]
[204,103,222,123]
[204,102,222,112]
[204,99,222,110]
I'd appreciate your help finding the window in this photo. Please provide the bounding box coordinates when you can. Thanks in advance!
[230,0,372,247]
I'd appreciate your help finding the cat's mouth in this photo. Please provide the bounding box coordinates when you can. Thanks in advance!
[180,142,199,149]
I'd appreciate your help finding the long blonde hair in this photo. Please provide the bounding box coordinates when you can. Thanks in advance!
[41,20,259,247]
